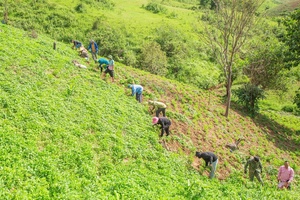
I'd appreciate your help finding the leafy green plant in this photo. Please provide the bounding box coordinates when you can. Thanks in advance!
[234,84,265,116]
[143,2,167,14]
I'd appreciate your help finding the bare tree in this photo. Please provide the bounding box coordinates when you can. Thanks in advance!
[204,0,265,117]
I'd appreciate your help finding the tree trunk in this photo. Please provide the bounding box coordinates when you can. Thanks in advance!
[224,69,232,117]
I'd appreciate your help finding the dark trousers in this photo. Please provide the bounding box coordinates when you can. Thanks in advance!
[161,125,170,137]
[156,108,166,117]
[136,93,142,103]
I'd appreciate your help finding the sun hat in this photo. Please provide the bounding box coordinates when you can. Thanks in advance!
[108,55,113,59]
[152,117,159,124]
[128,84,132,88]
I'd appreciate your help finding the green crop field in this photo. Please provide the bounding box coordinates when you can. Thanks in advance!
[0,0,299,199]
[0,21,299,199]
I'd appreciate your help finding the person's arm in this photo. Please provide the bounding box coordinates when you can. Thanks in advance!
[259,161,263,173]
[88,43,91,51]
[244,161,249,173]
[277,167,282,181]
[288,169,294,183]
[209,156,213,165]
[131,87,135,96]
[205,159,209,167]
[150,105,155,113]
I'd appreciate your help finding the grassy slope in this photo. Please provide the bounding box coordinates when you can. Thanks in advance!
[0,23,299,199]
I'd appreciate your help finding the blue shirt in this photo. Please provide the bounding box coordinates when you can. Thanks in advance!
[88,41,98,52]
[131,85,143,95]
[98,58,109,65]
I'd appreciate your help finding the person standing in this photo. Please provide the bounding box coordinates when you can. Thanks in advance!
[152,117,171,137]
[277,161,294,190]
[244,156,263,185]
[195,151,218,179]
[102,55,114,82]
[97,58,109,73]
[88,40,99,61]
[128,84,143,103]
[148,100,167,117]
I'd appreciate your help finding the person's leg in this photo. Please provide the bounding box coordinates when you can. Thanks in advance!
[136,93,142,103]
[160,127,165,137]
[102,70,108,79]
[110,70,114,82]
[162,108,166,117]
[255,172,263,185]
[92,52,97,61]
[165,126,170,136]
[209,159,218,179]
[156,108,163,117]
[249,171,255,181]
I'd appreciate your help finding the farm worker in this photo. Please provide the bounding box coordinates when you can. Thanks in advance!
[195,151,218,179]
[102,55,114,82]
[277,161,294,190]
[97,58,109,73]
[71,40,82,49]
[244,156,263,185]
[79,46,89,60]
[128,84,143,103]
[152,117,171,137]
[88,40,99,62]
[148,100,167,117]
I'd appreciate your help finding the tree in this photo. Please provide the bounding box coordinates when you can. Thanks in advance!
[236,32,287,115]
[203,0,265,117]
[280,9,300,68]
[294,88,300,109]
[243,36,286,90]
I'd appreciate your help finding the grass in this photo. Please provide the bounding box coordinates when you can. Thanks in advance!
[0,1,300,199]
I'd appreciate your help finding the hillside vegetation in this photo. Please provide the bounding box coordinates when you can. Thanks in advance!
[0,20,299,199]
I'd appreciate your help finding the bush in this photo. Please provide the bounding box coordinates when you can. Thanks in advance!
[138,42,168,75]
[281,105,295,113]
[143,2,167,14]
[75,3,86,13]
[234,84,265,116]
[294,88,300,109]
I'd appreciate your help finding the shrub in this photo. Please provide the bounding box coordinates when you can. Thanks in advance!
[234,83,265,116]
[143,2,167,14]
[281,105,295,113]
[75,3,86,13]
[138,42,168,76]
[294,87,300,109]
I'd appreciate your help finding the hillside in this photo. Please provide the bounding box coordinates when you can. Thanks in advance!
[0,22,299,199]
[265,0,300,16]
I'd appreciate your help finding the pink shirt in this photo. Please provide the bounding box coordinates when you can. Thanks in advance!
[277,166,294,183]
